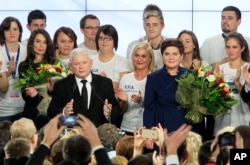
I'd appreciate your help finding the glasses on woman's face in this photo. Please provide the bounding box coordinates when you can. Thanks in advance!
[98,36,113,42]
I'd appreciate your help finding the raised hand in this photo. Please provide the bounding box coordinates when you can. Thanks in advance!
[133,127,145,157]
[103,99,112,118]
[164,124,192,155]
[7,56,15,76]
[63,99,74,115]
[115,88,128,101]
[76,114,101,147]
[131,90,142,103]
[42,114,66,147]
[152,123,164,147]
[192,59,201,71]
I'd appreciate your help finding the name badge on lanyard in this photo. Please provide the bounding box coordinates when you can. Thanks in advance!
[5,43,20,79]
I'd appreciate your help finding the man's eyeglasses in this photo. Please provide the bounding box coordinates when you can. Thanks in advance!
[98,36,113,42]
[84,26,99,30]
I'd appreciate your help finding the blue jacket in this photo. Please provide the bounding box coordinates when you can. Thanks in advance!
[143,66,189,132]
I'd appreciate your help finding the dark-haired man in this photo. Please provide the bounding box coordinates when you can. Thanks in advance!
[200,6,250,66]
[22,9,47,45]
[78,14,100,56]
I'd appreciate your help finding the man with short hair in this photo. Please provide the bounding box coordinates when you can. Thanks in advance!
[4,137,31,159]
[48,48,121,127]
[22,9,47,45]
[126,4,166,70]
[63,135,92,164]
[10,118,38,154]
[200,6,250,65]
[78,14,100,56]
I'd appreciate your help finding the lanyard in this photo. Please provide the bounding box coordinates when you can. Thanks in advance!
[5,43,20,79]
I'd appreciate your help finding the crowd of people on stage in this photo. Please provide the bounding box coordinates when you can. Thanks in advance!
[0,4,250,165]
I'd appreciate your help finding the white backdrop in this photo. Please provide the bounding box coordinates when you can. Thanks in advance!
[0,0,249,57]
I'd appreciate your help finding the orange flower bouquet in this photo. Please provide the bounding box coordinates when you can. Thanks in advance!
[176,65,238,123]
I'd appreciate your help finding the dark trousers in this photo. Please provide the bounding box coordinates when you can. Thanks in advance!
[0,112,23,122]
[192,115,215,142]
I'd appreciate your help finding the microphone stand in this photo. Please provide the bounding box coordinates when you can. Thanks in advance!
[91,83,111,123]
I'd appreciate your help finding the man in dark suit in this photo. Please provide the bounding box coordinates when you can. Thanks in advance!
[47,48,122,127]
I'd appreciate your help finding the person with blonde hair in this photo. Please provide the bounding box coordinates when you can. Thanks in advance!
[88,155,96,165]
[111,155,128,165]
[60,128,79,139]
[115,42,155,135]
[183,131,203,165]
[10,118,38,154]
[127,4,166,71]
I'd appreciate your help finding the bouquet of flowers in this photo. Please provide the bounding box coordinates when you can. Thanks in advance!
[15,62,70,89]
[15,62,70,114]
[175,65,239,123]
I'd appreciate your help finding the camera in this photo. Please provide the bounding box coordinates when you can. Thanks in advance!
[59,115,79,127]
[218,132,235,147]
[141,129,158,140]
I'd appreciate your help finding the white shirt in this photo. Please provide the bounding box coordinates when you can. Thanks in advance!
[200,34,250,64]
[91,53,131,82]
[78,43,98,56]
[0,43,26,116]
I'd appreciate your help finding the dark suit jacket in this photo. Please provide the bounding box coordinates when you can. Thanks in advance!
[47,73,122,127]
[25,144,113,165]
[241,84,250,103]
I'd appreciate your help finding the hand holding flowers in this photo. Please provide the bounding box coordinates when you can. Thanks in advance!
[176,65,238,123]
[15,62,70,90]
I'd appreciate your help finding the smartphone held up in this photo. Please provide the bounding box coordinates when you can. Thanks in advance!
[141,129,158,140]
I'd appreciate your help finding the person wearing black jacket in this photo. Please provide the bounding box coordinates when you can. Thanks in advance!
[25,114,113,165]
[240,65,250,103]
[48,48,122,128]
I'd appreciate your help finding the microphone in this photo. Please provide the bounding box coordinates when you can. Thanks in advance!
[91,82,111,124]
